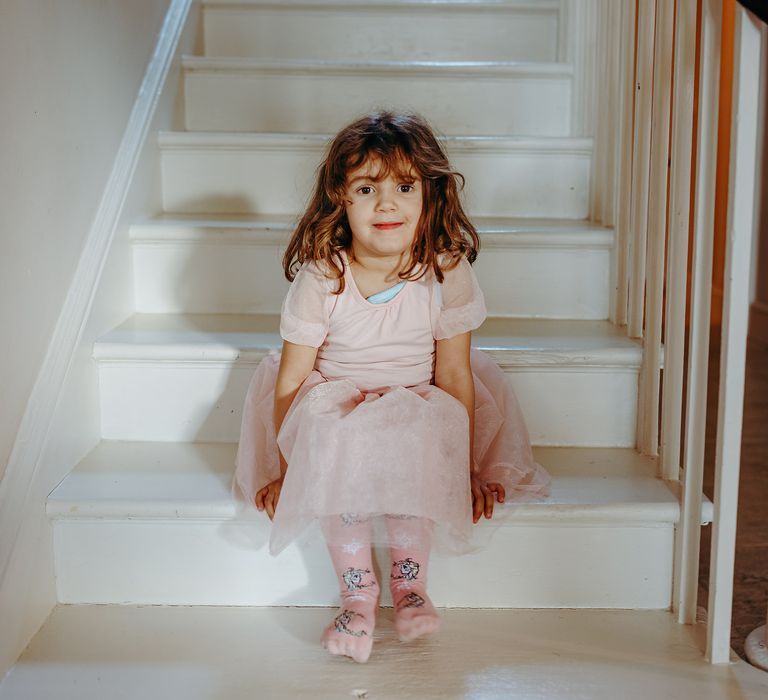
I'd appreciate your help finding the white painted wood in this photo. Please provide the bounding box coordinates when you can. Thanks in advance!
[182,56,573,136]
[0,0,196,681]
[556,0,568,61]
[131,216,612,319]
[159,132,593,218]
[613,0,636,326]
[661,0,696,482]
[676,0,721,628]
[594,0,621,229]
[707,4,762,666]
[46,442,705,608]
[93,315,642,446]
[5,606,767,700]
[202,0,561,63]
[636,0,674,458]
[565,0,598,136]
[51,519,674,608]
[627,0,656,339]
[603,0,621,228]
[589,0,607,220]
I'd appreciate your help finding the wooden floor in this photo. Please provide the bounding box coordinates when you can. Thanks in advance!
[698,336,768,661]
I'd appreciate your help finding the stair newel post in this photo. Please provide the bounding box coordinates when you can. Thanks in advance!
[665,0,699,621]
[613,0,638,327]
[706,1,762,665]
[627,0,656,341]
[637,0,675,459]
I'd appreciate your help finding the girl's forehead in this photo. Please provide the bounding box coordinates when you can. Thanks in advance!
[344,157,419,184]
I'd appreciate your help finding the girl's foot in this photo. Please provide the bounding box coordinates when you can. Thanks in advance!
[319,515,380,663]
[391,584,441,642]
[321,593,378,663]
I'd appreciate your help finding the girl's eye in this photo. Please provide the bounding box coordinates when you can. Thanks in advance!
[398,184,415,193]
[357,185,374,195]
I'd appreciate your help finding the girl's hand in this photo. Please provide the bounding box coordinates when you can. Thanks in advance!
[470,474,505,524]
[255,475,285,520]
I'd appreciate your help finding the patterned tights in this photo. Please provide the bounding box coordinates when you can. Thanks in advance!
[319,514,440,663]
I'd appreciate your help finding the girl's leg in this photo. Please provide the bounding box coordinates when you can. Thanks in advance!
[385,515,441,642]
[319,514,380,663]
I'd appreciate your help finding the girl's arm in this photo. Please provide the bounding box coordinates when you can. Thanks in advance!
[274,339,319,475]
[435,332,503,523]
[434,331,475,466]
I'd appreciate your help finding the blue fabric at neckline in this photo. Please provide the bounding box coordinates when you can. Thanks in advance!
[366,280,406,304]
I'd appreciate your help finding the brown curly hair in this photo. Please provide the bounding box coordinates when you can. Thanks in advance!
[282,111,480,293]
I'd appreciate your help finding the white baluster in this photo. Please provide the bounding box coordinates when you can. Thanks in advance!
[636,0,674,457]
[613,0,637,326]
[706,1,762,665]
[666,0,702,622]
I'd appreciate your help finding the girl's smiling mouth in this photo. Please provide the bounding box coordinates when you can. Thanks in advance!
[373,222,403,230]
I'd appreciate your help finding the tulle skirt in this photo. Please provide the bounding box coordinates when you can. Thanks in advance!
[233,348,551,556]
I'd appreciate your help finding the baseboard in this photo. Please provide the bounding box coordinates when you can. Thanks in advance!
[0,0,194,681]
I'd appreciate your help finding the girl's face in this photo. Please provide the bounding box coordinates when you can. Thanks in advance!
[343,158,423,264]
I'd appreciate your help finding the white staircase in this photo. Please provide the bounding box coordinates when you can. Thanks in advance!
[46,0,710,610]
[8,1,757,697]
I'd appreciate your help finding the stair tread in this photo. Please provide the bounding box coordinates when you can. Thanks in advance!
[6,605,765,700]
[46,442,713,524]
[94,314,641,364]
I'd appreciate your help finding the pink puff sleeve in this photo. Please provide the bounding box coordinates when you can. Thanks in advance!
[279,261,335,347]
[431,256,487,339]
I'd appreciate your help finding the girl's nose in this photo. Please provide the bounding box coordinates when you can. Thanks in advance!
[375,188,397,211]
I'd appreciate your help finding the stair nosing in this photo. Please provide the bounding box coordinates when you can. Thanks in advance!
[130,219,614,250]
[203,0,561,12]
[158,130,594,155]
[92,316,642,368]
[45,442,684,526]
[182,54,574,79]
[46,500,682,525]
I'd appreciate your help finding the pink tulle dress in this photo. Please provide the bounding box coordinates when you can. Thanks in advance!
[233,249,551,556]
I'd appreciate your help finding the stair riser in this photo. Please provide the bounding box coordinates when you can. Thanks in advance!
[52,519,673,608]
[97,359,638,446]
[132,232,611,319]
[160,141,592,218]
[183,68,572,136]
[203,4,561,63]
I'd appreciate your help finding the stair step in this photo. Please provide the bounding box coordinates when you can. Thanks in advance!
[8,606,765,700]
[159,131,592,218]
[93,315,642,446]
[130,215,613,319]
[202,0,561,63]
[182,56,572,136]
[46,441,712,607]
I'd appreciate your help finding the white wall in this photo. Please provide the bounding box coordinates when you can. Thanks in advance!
[0,0,171,483]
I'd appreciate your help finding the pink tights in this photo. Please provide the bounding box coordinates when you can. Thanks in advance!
[320,514,440,663]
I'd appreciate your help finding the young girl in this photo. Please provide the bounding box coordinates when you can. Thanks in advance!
[233,111,551,664]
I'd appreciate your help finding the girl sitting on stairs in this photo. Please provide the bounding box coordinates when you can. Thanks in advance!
[233,111,551,664]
